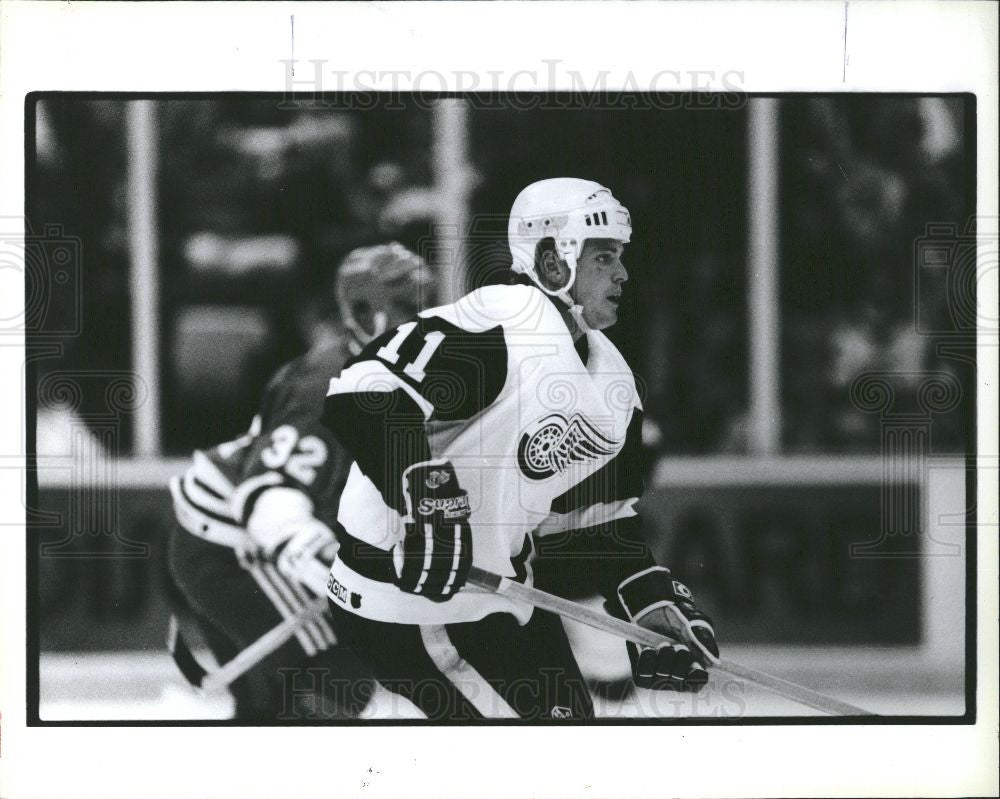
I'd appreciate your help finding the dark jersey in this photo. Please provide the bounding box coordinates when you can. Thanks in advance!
[171,337,356,539]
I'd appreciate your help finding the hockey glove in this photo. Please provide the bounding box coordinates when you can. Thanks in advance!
[245,487,338,598]
[274,518,339,598]
[611,566,719,692]
[393,460,473,602]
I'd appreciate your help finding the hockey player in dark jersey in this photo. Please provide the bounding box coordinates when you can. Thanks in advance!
[167,243,436,720]
[322,179,721,720]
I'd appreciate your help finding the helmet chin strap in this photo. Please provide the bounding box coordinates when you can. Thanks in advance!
[552,250,592,336]
[526,250,592,336]
[567,302,592,335]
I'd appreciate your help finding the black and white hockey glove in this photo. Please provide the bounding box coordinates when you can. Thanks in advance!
[611,566,719,692]
[393,460,473,602]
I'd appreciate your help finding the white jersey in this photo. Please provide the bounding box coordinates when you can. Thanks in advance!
[323,283,647,625]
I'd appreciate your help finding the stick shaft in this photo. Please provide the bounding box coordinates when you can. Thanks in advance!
[468,566,873,717]
[201,597,329,693]
[711,659,874,717]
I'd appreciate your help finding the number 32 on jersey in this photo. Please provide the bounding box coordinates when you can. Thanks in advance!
[260,424,328,486]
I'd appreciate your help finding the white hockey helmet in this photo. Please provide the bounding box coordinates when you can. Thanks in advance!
[335,242,435,347]
[508,178,632,301]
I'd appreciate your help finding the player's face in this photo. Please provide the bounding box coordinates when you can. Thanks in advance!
[383,268,437,330]
[347,275,435,340]
[386,297,420,330]
[346,296,416,340]
[571,238,628,330]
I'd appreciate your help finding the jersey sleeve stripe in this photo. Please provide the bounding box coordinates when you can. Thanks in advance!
[191,449,238,496]
[191,476,225,501]
[533,498,638,537]
[327,360,434,420]
[182,470,236,519]
[169,477,246,549]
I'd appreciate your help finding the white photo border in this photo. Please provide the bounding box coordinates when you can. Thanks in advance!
[1,2,996,797]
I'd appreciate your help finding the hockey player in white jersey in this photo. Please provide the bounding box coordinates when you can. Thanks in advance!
[323,179,720,719]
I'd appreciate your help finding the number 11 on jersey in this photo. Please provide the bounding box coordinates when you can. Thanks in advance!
[376,322,445,383]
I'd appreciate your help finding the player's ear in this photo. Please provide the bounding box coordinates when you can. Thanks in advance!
[537,248,569,291]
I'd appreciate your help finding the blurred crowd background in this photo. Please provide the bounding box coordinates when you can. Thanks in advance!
[30,95,970,458]
[29,96,972,717]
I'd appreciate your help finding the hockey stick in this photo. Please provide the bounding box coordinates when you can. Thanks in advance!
[467,566,875,717]
[198,596,331,693]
